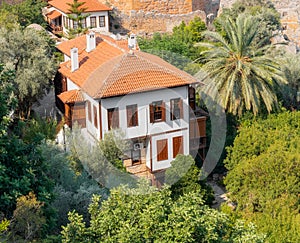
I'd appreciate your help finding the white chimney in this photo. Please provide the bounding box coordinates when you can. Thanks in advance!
[86,31,96,52]
[70,47,79,72]
[128,33,137,50]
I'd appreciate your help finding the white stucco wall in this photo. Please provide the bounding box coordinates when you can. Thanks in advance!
[60,11,109,34]
[100,86,191,171]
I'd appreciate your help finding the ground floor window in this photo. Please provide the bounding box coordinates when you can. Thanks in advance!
[157,139,168,161]
[173,136,183,158]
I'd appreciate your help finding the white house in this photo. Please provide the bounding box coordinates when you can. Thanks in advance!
[44,0,111,34]
[54,32,207,185]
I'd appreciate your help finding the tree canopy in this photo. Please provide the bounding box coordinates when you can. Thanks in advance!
[0,27,57,118]
[224,111,300,242]
[61,181,265,242]
[197,14,286,116]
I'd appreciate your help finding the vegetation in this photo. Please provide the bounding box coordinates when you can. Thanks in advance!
[224,111,300,242]
[67,0,89,37]
[0,0,47,28]
[165,154,214,204]
[138,16,207,73]
[0,0,300,242]
[61,181,265,242]
[197,14,285,116]
[0,27,57,118]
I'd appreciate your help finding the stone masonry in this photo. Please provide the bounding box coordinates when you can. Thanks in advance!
[100,0,220,34]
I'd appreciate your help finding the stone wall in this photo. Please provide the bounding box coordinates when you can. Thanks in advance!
[101,0,220,34]
[104,0,216,15]
[110,10,207,35]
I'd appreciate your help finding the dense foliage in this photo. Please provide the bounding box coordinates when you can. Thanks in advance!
[0,0,46,28]
[224,111,300,242]
[165,154,214,204]
[61,181,264,242]
[0,27,57,118]
[215,0,281,47]
[197,14,285,116]
[138,16,206,73]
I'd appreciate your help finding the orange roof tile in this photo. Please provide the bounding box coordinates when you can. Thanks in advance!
[48,0,111,14]
[57,34,201,99]
[46,10,62,20]
[58,89,84,103]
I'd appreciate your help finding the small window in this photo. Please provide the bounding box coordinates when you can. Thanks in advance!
[107,108,119,130]
[87,100,92,122]
[73,20,78,29]
[90,16,96,28]
[150,101,165,123]
[157,139,168,161]
[93,105,98,128]
[127,104,138,127]
[80,18,87,28]
[170,98,183,120]
[99,16,105,27]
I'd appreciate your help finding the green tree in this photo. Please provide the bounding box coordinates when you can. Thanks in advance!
[0,27,57,118]
[197,14,285,116]
[67,0,89,37]
[215,0,281,47]
[0,0,47,27]
[138,17,207,73]
[9,192,46,242]
[224,111,300,242]
[0,64,17,136]
[61,181,265,242]
[165,154,214,204]
[278,53,300,110]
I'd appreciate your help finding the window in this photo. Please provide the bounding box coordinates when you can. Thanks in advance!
[157,139,168,161]
[189,86,196,110]
[107,108,119,130]
[173,136,183,158]
[80,18,86,28]
[170,98,183,120]
[93,105,98,128]
[72,104,86,128]
[73,20,78,29]
[87,100,92,122]
[127,104,138,127]
[90,16,96,28]
[150,101,165,123]
[99,16,105,27]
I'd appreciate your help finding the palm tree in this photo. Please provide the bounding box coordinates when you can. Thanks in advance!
[196,14,286,116]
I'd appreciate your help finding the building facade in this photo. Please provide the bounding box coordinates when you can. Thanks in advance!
[44,0,111,34]
[54,32,207,184]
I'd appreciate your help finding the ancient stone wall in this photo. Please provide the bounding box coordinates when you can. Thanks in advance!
[110,9,207,35]
[102,0,220,34]
[105,0,204,15]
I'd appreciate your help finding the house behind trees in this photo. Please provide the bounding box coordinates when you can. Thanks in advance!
[54,32,207,185]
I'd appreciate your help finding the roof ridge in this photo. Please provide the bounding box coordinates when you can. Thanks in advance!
[102,37,127,53]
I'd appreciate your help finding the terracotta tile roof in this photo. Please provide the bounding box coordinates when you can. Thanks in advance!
[57,34,201,99]
[48,0,111,14]
[46,10,62,20]
[58,89,84,103]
